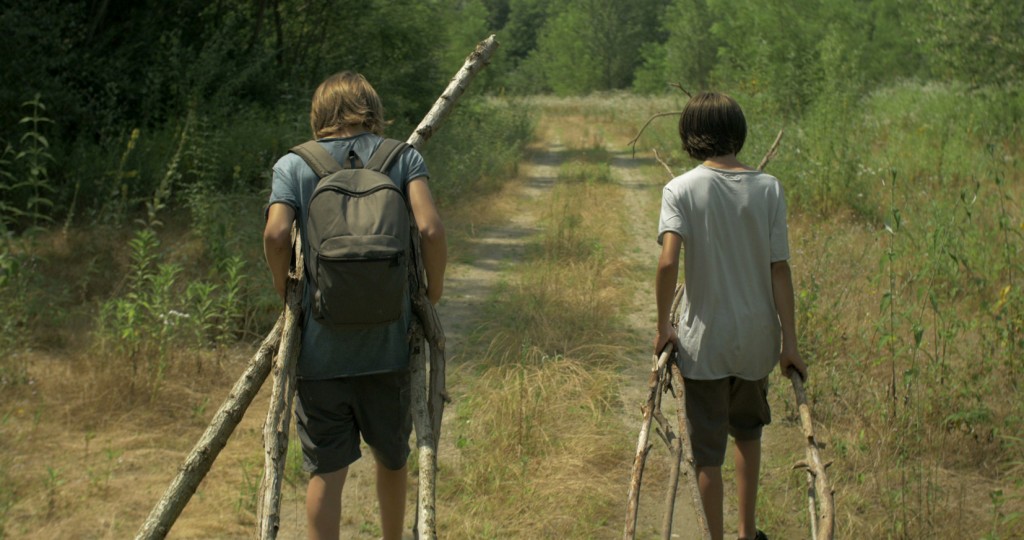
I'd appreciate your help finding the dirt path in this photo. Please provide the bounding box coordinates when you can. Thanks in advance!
[607,146,707,540]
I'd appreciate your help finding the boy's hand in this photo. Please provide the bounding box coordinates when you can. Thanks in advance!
[653,323,681,357]
[779,345,807,381]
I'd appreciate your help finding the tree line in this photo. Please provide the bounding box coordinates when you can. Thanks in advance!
[0,0,1020,230]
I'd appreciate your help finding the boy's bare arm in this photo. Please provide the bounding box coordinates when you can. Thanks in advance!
[771,260,808,379]
[408,177,447,305]
[654,232,682,354]
[264,203,296,301]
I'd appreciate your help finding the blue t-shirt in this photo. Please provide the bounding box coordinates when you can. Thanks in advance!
[268,133,430,379]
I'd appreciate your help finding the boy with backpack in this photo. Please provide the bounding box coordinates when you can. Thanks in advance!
[653,92,807,540]
[263,71,446,540]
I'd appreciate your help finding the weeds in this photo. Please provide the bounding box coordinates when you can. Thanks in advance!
[14,94,56,229]
[44,467,63,518]
[103,128,141,226]
[235,459,259,517]
[443,358,628,538]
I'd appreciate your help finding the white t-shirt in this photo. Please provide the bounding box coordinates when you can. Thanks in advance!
[658,165,790,380]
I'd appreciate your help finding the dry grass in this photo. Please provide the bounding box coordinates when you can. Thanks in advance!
[434,112,644,538]
[2,92,1021,539]
[440,358,629,538]
[0,345,268,538]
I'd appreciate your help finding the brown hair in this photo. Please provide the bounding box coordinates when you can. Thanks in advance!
[309,71,388,138]
[678,92,747,161]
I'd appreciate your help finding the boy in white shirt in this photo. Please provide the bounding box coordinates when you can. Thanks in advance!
[653,92,807,540]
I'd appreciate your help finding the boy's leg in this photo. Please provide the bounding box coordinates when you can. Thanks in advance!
[294,378,364,540]
[306,467,349,540]
[684,377,731,540]
[374,456,408,540]
[697,465,725,540]
[734,437,761,539]
[354,371,413,539]
[728,376,771,540]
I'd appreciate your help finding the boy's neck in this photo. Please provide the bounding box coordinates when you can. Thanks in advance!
[702,154,754,171]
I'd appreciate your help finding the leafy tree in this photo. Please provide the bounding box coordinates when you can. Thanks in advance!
[527,0,668,95]
[920,0,1023,87]
[634,0,718,93]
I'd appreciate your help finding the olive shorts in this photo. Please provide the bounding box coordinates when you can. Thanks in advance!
[294,370,412,474]
[683,375,772,468]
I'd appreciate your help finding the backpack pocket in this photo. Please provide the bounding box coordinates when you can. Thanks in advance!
[313,234,407,328]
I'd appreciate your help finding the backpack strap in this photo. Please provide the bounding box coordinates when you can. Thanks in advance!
[292,139,407,178]
[290,141,344,179]
[365,139,409,173]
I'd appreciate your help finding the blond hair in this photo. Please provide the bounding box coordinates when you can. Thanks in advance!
[309,72,388,138]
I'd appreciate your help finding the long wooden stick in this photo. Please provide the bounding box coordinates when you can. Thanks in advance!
[256,230,304,539]
[625,283,708,540]
[790,371,835,539]
[408,320,437,538]
[757,129,784,171]
[407,34,499,150]
[667,361,711,540]
[624,350,672,539]
[134,314,284,540]
[405,33,499,540]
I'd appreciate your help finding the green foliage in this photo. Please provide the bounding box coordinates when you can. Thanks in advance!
[920,0,1024,87]
[0,94,56,232]
[523,0,668,95]
[422,98,534,205]
[633,0,717,93]
[0,458,13,539]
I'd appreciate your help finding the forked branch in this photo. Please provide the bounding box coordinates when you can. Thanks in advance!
[790,372,835,539]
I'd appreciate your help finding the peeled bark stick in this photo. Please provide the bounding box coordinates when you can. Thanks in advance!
[406,34,498,150]
[789,371,835,540]
[659,417,682,540]
[405,34,499,539]
[135,314,285,540]
[256,232,304,540]
[409,321,438,540]
[408,226,442,540]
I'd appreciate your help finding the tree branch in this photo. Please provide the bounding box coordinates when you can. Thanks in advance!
[256,227,304,539]
[134,314,284,540]
[628,112,681,159]
[757,129,784,171]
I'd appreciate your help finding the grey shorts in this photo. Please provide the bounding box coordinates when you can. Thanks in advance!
[294,370,412,474]
[683,375,771,468]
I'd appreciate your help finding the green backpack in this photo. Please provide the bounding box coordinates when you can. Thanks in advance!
[290,139,411,329]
